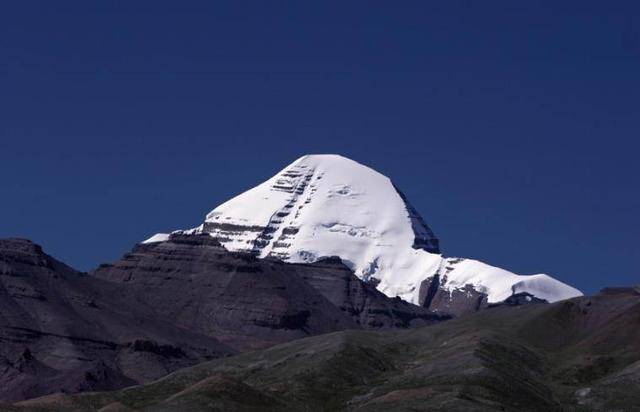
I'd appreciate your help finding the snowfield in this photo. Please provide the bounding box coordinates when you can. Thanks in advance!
[144,154,582,304]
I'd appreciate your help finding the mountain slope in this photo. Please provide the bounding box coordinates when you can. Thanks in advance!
[0,238,233,402]
[0,236,444,402]
[92,234,446,352]
[145,154,581,306]
[16,287,640,411]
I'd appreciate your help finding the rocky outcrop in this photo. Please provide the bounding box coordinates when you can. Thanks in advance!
[418,271,547,317]
[292,256,447,328]
[418,274,489,317]
[487,292,548,308]
[392,184,440,253]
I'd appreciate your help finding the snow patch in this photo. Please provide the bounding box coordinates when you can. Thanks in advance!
[142,233,170,244]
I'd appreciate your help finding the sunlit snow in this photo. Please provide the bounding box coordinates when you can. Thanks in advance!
[143,154,582,304]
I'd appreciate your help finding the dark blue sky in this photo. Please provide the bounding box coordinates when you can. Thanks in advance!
[1,1,638,294]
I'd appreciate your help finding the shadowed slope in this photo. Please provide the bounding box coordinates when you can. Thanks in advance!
[0,235,444,403]
[92,234,445,352]
[0,238,233,402]
[16,287,639,411]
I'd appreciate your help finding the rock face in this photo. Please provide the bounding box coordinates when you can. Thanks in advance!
[92,234,447,352]
[144,154,582,306]
[418,274,489,317]
[0,236,446,402]
[0,238,233,402]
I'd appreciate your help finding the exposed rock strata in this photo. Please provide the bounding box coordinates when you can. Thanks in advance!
[0,238,232,402]
[92,234,448,351]
[0,236,446,402]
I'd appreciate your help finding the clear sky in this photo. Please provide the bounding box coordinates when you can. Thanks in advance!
[1,1,638,294]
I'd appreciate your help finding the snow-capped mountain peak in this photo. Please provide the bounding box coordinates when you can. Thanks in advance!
[203,154,438,258]
[144,154,582,305]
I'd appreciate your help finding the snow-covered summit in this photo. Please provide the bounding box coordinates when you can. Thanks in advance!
[144,154,582,304]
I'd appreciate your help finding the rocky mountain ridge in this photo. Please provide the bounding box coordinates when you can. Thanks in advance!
[0,235,445,402]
